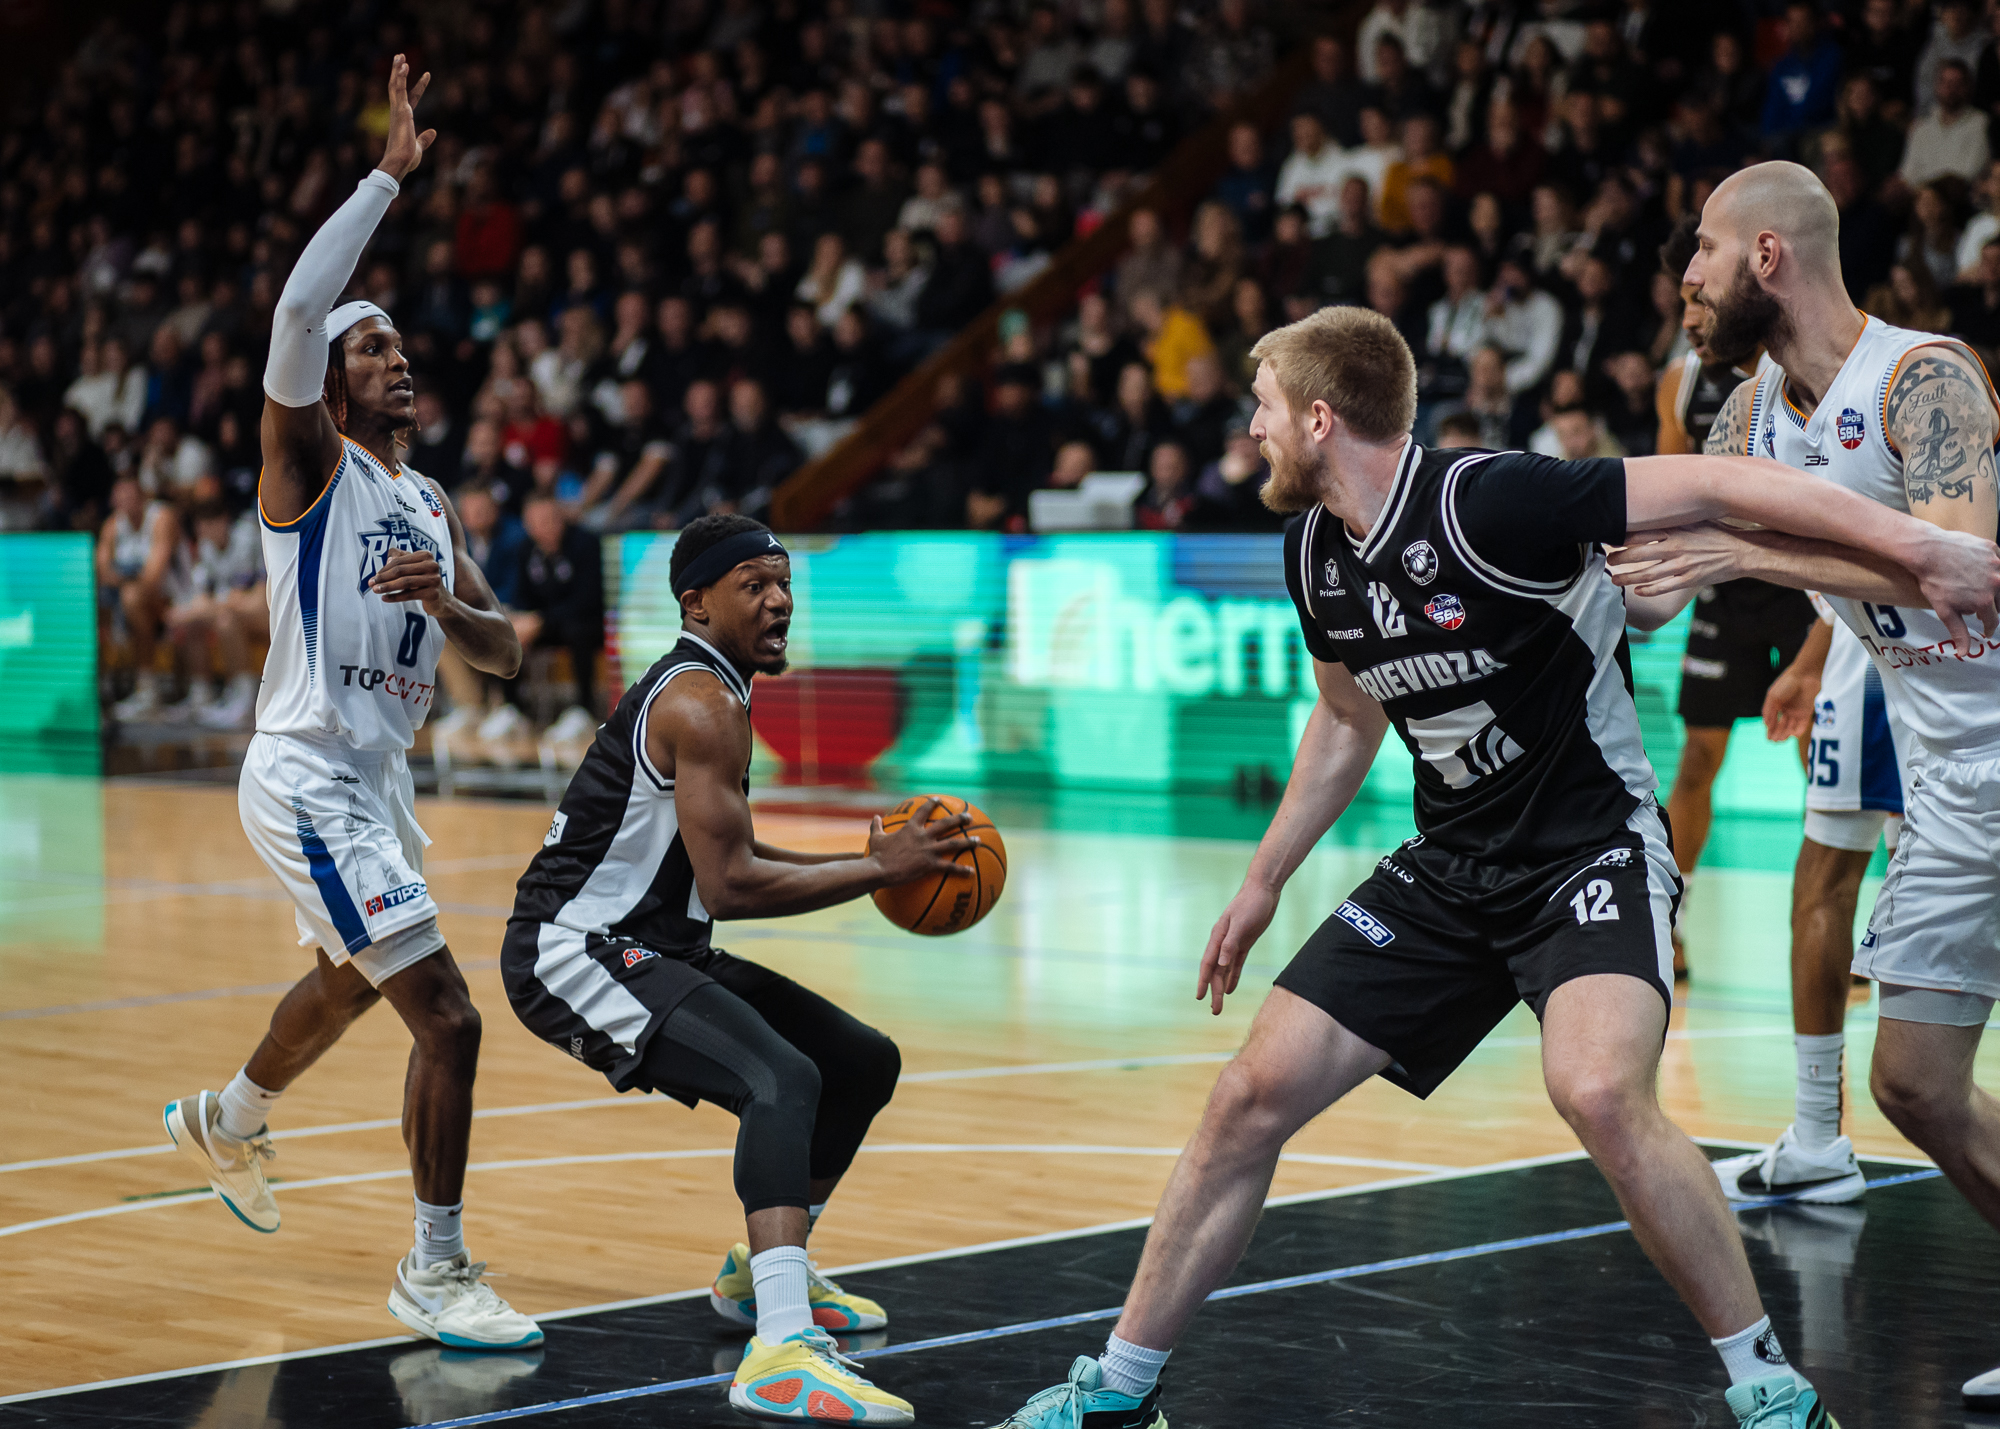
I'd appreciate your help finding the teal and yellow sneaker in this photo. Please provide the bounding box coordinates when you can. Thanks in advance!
[1726,1374,1838,1427]
[710,1242,889,1332]
[998,1356,1166,1429]
[729,1327,912,1424]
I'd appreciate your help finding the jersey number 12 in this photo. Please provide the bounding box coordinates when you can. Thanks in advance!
[1570,879,1620,925]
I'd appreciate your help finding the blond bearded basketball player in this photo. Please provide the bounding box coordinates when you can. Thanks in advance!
[1617,160,2000,1410]
[160,59,540,1350]
[988,301,2000,1429]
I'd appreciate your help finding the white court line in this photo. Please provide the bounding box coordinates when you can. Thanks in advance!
[0,1143,1455,1242]
[0,1032,1797,1177]
[0,1148,1592,1406]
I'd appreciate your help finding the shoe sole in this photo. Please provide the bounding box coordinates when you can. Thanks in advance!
[712,1290,757,1328]
[387,1288,546,1351]
[162,1100,279,1234]
[712,1288,891,1334]
[727,1382,913,1425]
[1968,1391,2000,1410]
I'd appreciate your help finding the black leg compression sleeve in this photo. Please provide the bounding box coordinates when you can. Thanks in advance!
[725,971,902,1185]
[637,984,819,1214]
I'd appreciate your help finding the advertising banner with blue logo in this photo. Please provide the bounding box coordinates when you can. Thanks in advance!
[609,532,1806,830]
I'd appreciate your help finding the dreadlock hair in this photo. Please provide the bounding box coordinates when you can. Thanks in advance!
[324,337,350,433]
[670,513,773,597]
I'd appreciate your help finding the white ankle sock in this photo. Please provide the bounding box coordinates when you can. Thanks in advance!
[413,1197,464,1267]
[751,1245,813,1343]
[1098,1333,1170,1397]
[216,1069,281,1142]
[1792,1033,1845,1151]
[1712,1316,1800,1387]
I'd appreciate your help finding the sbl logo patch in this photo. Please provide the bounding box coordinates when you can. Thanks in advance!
[1402,540,1439,585]
[1424,593,1466,630]
[1836,407,1866,449]
[622,947,660,968]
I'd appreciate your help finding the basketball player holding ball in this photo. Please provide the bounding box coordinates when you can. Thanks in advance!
[502,513,975,1425]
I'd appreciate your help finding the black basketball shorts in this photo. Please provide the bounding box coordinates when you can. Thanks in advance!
[502,919,791,1094]
[1677,578,1817,726]
[1273,808,1683,1098]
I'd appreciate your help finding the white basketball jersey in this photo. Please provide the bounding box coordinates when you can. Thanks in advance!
[1744,315,2000,760]
[258,437,454,752]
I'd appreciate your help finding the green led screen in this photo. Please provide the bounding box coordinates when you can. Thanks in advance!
[610,531,1806,822]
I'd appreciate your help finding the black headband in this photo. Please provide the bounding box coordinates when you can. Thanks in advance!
[671,529,789,597]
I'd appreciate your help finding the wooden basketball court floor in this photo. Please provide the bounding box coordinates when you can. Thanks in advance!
[2,773,1998,1426]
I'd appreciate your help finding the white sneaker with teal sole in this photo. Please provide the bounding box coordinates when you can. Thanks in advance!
[387,1251,545,1350]
[1726,1373,1838,1427]
[998,1356,1166,1429]
[163,1090,279,1233]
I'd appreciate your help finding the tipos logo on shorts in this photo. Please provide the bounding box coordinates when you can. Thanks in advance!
[1836,408,1866,449]
[1424,593,1466,630]
[621,947,660,969]
[363,881,426,917]
[1336,899,1395,946]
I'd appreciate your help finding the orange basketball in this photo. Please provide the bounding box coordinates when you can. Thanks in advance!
[870,794,1007,935]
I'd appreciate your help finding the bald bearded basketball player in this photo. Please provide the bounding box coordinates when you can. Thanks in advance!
[1617,161,2000,1409]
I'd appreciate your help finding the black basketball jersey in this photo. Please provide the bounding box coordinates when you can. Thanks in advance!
[1675,352,1750,451]
[512,632,751,954]
[1283,442,1656,862]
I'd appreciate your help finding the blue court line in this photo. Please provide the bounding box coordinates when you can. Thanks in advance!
[412,1168,1943,1429]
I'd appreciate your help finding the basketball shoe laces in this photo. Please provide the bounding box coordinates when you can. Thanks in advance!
[427,1258,509,1314]
[794,1326,877,1384]
[218,1124,276,1168]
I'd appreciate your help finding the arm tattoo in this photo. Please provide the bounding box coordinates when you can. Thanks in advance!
[1885,348,1999,509]
[1703,378,1754,457]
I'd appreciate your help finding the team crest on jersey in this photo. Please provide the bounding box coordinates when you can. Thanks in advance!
[356,515,443,592]
[1761,422,1776,457]
[1836,407,1866,449]
[621,947,660,969]
[416,479,445,516]
[1401,540,1439,585]
[1424,593,1466,630]
[1321,558,1344,596]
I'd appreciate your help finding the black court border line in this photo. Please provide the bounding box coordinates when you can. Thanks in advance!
[0,1152,1942,1414]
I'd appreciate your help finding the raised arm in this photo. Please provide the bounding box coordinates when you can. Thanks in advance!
[1197,659,1389,1014]
[663,677,976,920]
[370,479,522,676]
[259,56,434,524]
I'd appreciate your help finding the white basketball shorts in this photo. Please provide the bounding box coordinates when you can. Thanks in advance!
[1853,745,2000,999]
[238,731,440,984]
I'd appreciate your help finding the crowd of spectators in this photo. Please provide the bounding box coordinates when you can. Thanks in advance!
[24,0,2000,711]
[0,0,1285,718]
[850,0,2000,530]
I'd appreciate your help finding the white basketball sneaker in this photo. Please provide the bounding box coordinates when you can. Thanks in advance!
[388,1250,545,1350]
[1711,1125,1867,1204]
[163,1090,280,1232]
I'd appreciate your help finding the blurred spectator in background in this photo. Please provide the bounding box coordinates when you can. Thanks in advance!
[97,475,178,721]
[509,494,605,729]
[160,502,265,729]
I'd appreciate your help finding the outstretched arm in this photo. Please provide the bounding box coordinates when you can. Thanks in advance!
[664,679,977,919]
[1620,380,2000,651]
[260,56,434,524]
[1609,523,1924,606]
[371,481,522,676]
[1197,659,1389,1014]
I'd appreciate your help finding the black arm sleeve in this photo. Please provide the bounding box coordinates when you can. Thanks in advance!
[1450,452,1628,585]
[1282,513,1342,664]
